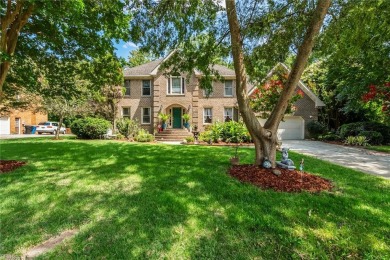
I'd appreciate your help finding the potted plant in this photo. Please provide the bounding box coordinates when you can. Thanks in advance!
[158,112,170,130]
[182,113,191,130]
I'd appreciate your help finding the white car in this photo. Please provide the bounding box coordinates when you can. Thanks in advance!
[36,121,66,135]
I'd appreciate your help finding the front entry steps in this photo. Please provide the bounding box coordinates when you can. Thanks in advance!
[155,128,192,142]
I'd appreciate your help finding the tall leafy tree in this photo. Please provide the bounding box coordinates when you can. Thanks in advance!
[130,0,330,166]
[0,0,131,96]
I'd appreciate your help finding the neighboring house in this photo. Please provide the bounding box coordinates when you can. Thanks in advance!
[119,56,324,140]
[0,109,48,135]
[248,63,325,139]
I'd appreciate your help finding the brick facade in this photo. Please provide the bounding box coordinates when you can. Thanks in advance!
[8,110,48,134]
[120,60,324,138]
[118,71,238,133]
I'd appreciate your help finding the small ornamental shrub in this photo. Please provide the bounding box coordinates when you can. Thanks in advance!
[185,136,194,143]
[339,122,365,139]
[344,136,369,146]
[71,117,111,139]
[358,131,383,145]
[306,121,327,138]
[199,131,213,143]
[134,129,154,142]
[116,119,140,139]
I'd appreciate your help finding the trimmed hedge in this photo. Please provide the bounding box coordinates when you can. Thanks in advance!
[339,122,389,144]
[358,131,383,145]
[71,117,111,139]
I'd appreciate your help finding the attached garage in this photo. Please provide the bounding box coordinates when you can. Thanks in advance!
[0,117,11,135]
[258,116,304,140]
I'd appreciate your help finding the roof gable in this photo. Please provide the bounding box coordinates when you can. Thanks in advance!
[248,63,325,107]
[123,51,235,78]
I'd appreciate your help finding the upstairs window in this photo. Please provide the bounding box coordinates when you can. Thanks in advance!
[224,80,233,97]
[203,86,213,97]
[167,76,185,95]
[142,80,151,96]
[122,107,130,119]
[203,108,213,124]
[124,80,130,96]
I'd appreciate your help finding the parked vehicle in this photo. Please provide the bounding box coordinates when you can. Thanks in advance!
[36,122,66,135]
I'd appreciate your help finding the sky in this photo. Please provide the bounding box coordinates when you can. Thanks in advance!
[113,40,138,60]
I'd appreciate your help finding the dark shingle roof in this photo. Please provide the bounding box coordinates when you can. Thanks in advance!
[123,57,235,78]
[123,59,163,76]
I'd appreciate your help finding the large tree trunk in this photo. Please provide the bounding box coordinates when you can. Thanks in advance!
[226,0,330,166]
[0,1,35,95]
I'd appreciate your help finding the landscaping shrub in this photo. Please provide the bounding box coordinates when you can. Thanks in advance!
[116,119,140,139]
[220,121,251,143]
[344,136,369,146]
[358,131,383,145]
[199,131,213,143]
[134,129,154,142]
[185,136,194,143]
[306,121,327,138]
[71,117,111,139]
[339,122,390,144]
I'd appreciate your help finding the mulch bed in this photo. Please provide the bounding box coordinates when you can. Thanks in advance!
[229,165,332,193]
[0,160,26,174]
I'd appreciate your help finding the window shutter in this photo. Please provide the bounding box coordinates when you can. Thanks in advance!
[168,78,171,94]
[182,78,185,94]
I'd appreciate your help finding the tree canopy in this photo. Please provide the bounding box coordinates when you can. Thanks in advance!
[1,0,131,97]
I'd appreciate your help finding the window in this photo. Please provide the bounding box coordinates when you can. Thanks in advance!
[142,107,151,124]
[224,108,234,122]
[142,80,151,96]
[167,76,185,94]
[203,86,213,97]
[203,108,212,124]
[224,80,233,96]
[124,80,130,96]
[122,107,130,119]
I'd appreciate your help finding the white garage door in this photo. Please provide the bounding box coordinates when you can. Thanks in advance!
[0,117,11,135]
[258,116,304,140]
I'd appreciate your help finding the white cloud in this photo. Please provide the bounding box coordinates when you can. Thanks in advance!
[122,41,138,49]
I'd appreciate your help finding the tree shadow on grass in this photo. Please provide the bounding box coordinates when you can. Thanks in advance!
[0,140,389,258]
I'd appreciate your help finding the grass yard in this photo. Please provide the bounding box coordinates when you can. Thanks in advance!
[366,145,390,154]
[1,138,389,259]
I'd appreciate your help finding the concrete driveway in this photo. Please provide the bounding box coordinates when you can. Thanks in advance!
[282,140,390,179]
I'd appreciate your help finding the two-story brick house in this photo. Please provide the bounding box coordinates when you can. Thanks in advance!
[119,57,325,140]
[119,55,239,136]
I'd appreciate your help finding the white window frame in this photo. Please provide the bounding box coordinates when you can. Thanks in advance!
[141,107,151,124]
[203,108,213,124]
[167,76,185,95]
[122,107,131,119]
[142,80,151,96]
[203,85,213,97]
[124,80,131,96]
[224,107,234,122]
[224,80,233,97]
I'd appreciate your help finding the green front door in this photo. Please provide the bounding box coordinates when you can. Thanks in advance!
[172,107,182,128]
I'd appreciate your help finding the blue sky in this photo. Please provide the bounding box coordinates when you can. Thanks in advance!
[113,40,138,59]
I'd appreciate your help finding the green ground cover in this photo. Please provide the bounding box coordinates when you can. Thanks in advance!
[0,138,389,259]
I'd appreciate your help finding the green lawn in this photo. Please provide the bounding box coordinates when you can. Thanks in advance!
[1,138,389,259]
[366,145,390,153]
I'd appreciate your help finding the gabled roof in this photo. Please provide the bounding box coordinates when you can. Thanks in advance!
[248,63,325,107]
[123,51,235,78]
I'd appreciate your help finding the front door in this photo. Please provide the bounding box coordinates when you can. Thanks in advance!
[172,107,182,128]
